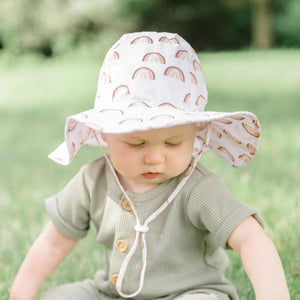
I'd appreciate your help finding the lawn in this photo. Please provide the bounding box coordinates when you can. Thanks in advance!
[0,49,299,299]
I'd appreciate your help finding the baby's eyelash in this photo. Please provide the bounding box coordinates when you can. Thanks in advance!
[127,142,145,147]
[165,142,182,147]
[124,141,182,147]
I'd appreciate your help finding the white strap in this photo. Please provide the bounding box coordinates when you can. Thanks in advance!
[93,126,211,298]
[135,225,149,232]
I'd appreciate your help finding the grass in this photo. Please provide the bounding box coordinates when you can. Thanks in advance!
[1,49,300,299]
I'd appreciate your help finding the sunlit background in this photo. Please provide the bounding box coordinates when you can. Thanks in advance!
[0,0,300,57]
[1,0,300,299]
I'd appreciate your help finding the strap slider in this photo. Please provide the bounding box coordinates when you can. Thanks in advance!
[134,224,149,232]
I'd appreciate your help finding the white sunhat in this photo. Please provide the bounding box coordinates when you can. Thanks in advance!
[49,31,260,168]
[48,32,261,297]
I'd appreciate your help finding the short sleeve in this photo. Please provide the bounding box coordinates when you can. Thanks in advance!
[45,165,91,240]
[187,167,264,248]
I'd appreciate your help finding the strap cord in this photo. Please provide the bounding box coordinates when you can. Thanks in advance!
[92,125,211,298]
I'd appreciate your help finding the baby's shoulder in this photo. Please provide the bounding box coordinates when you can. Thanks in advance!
[187,162,228,196]
[79,156,107,182]
[189,162,217,185]
[193,162,213,178]
[83,156,106,170]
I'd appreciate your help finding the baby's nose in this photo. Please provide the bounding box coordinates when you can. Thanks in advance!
[144,148,165,165]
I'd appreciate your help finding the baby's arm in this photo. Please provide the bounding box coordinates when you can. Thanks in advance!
[9,220,77,300]
[228,216,290,300]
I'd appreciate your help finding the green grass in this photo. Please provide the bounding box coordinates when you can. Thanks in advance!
[1,49,299,299]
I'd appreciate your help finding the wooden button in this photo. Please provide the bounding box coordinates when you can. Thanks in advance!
[116,239,128,252]
[122,199,134,211]
[110,273,118,285]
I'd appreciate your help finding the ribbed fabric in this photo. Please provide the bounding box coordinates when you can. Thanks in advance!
[45,157,263,300]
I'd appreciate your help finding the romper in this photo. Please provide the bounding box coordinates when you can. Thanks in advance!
[43,157,263,300]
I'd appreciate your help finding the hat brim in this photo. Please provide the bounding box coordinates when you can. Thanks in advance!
[48,104,260,168]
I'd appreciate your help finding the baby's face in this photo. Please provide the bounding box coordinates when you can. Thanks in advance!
[102,124,196,193]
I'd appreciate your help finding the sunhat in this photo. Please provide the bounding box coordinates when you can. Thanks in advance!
[49,31,260,168]
[48,32,261,298]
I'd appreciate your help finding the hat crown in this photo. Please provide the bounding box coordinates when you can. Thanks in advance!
[95,32,208,113]
[49,31,260,168]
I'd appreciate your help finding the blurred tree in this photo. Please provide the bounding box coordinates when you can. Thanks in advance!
[117,0,253,51]
[250,0,273,48]
[0,0,297,56]
[0,0,123,56]
[122,0,300,51]
[273,0,300,47]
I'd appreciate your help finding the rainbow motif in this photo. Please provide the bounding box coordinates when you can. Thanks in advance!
[142,52,166,64]
[164,66,185,82]
[215,118,232,125]
[132,67,155,80]
[80,128,92,145]
[99,109,124,115]
[159,37,180,44]
[230,115,245,121]
[238,154,251,164]
[247,143,257,155]
[119,118,143,125]
[67,120,77,132]
[175,50,189,61]
[150,114,175,121]
[113,43,120,49]
[217,146,234,162]
[252,118,260,128]
[212,127,222,139]
[196,95,207,107]
[190,72,197,85]
[112,85,130,100]
[158,103,178,109]
[242,123,260,137]
[131,36,153,44]
[128,101,152,108]
[223,129,242,145]
[111,51,119,60]
[193,60,202,71]
[183,93,191,103]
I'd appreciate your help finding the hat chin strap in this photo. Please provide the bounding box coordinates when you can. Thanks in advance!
[93,125,211,298]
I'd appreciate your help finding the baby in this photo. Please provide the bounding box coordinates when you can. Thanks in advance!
[10,32,290,300]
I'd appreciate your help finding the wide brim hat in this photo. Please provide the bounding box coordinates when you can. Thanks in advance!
[49,31,260,168]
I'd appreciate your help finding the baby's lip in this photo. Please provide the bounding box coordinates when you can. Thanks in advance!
[142,172,161,179]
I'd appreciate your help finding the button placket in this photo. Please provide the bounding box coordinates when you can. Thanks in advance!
[116,239,128,252]
[110,273,119,285]
[108,196,135,288]
[122,198,134,211]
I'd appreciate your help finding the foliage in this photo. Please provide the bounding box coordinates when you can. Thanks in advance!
[118,0,253,51]
[0,0,299,57]
[1,50,300,299]
[273,0,300,47]
[0,0,124,56]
